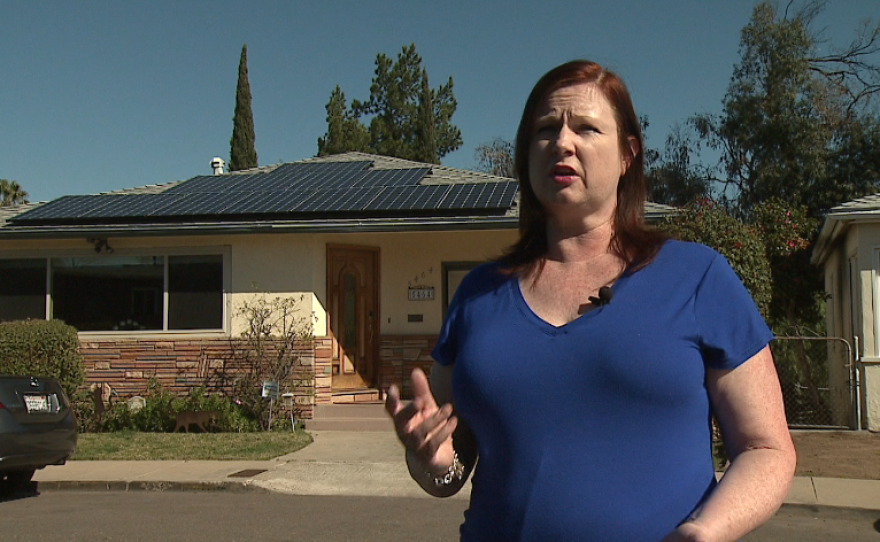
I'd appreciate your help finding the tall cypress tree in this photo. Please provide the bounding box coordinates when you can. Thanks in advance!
[229,44,258,172]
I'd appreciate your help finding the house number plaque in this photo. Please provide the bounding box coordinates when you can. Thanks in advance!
[408,287,435,301]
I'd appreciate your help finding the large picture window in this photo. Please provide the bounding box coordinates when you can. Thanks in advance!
[0,258,47,322]
[0,251,226,332]
[52,256,164,331]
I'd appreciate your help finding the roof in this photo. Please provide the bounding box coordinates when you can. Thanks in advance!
[812,192,880,265]
[0,152,675,239]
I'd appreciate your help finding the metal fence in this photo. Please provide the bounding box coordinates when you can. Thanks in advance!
[770,336,857,430]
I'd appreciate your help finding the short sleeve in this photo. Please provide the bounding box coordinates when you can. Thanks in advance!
[432,292,460,366]
[694,253,774,370]
[431,262,504,366]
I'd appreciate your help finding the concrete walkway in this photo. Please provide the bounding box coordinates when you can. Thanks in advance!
[33,430,879,510]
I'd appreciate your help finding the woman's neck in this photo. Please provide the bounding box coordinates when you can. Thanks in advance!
[544,219,615,264]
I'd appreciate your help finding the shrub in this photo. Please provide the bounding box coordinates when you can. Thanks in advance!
[75,379,262,433]
[0,319,85,397]
[227,294,316,431]
[131,379,180,432]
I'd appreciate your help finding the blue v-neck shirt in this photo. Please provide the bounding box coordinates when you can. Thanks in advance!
[433,240,773,541]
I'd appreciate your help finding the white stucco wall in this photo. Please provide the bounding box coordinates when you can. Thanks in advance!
[312,229,518,336]
[853,222,880,431]
[0,228,516,341]
[823,222,880,431]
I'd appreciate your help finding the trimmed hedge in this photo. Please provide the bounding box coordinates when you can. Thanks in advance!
[0,319,85,397]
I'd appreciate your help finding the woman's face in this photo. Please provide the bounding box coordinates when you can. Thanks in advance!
[527,82,632,227]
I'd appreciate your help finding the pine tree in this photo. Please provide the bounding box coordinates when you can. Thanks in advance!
[229,44,258,172]
[317,86,370,156]
[317,44,461,162]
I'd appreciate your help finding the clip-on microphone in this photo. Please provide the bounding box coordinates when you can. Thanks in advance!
[588,286,614,307]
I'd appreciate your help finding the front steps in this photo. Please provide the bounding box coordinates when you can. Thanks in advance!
[304,402,395,432]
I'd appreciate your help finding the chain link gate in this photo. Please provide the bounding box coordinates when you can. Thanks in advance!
[770,337,858,429]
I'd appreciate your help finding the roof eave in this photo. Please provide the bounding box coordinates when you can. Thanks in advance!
[812,210,880,265]
[0,216,521,240]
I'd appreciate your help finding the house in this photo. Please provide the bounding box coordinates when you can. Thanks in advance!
[812,193,880,431]
[0,152,673,415]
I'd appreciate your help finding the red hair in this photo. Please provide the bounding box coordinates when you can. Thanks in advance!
[499,60,666,275]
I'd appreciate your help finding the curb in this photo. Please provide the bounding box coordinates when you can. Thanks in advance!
[36,480,269,493]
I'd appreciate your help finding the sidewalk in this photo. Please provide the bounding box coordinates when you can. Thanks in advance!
[33,430,879,510]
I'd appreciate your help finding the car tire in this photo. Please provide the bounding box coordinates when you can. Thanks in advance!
[3,470,35,489]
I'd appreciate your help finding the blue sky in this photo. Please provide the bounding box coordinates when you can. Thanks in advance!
[1,1,877,203]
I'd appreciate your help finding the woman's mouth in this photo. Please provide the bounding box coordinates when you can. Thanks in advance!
[551,165,578,183]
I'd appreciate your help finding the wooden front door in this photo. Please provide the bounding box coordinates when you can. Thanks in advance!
[327,245,379,390]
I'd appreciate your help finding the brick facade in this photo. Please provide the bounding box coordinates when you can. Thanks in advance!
[79,338,317,419]
[379,335,438,399]
[78,334,437,417]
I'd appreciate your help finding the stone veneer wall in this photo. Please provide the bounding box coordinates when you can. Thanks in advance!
[314,337,333,404]
[379,335,438,399]
[79,338,317,419]
[79,335,438,412]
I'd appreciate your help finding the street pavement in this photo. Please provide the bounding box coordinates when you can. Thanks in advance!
[33,430,880,510]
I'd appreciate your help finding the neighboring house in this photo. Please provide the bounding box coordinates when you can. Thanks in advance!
[0,152,673,415]
[812,193,880,431]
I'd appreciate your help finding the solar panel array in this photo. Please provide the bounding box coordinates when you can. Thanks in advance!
[11,160,518,224]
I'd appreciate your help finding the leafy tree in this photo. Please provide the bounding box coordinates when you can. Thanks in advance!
[229,44,258,172]
[691,1,880,218]
[0,178,28,207]
[317,44,462,164]
[645,126,710,207]
[753,198,820,330]
[651,1,880,334]
[474,137,514,178]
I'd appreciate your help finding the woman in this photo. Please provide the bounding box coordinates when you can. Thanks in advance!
[386,60,795,541]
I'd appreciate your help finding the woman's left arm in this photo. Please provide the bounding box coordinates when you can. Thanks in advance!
[664,345,797,542]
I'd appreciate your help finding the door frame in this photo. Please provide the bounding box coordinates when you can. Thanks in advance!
[326,243,381,389]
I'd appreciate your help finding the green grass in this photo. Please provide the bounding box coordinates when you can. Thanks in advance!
[72,430,313,460]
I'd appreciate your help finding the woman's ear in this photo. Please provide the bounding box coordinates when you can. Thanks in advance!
[621,135,639,174]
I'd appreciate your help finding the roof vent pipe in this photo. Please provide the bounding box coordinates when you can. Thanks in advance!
[210,157,225,175]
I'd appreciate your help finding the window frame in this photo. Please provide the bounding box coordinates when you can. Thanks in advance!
[441,261,483,317]
[0,246,231,337]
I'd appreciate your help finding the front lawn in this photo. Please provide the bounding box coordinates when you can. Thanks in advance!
[72,430,312,460]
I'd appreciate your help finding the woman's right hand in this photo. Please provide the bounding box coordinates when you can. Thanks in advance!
[385,367,458,476]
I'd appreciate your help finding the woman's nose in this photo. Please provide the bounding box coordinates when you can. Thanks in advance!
[553,125,576,154]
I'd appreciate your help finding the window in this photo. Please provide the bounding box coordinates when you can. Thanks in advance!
[168,255,223,330]
[53,256,164,331]
[0,251,226,332]
[0,258,46,322]
[442,262,482,316]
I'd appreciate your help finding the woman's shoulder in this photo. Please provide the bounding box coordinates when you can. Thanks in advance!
[656,239,721,265]
[459,261,511,289]
[451,262,513,304]
[643,239,725,278]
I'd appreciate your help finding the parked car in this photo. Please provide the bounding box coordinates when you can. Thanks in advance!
[0,375,77,491]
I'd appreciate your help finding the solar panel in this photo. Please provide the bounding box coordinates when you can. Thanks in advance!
[11,195,119,222]
[365,185,451,211]
[296,187,384,212]
[164,174,251,195]
[353,168,429,188]
[149,192,255,216]
[164,160,374,195]
[438,182,518,210]
[81,194,184,218]
[221,190,312,214]
[8,159,518,224]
